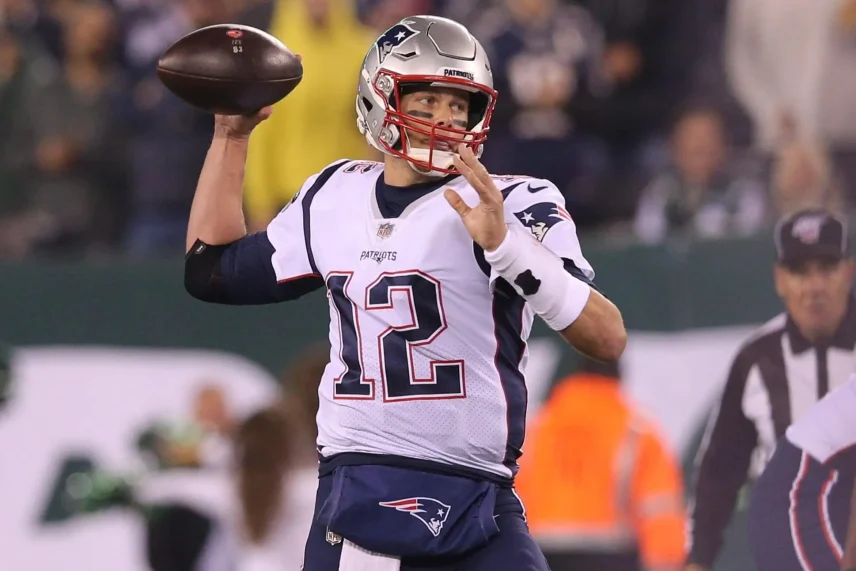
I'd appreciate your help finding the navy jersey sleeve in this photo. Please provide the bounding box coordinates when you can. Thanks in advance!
[185,161,348,305]
[185,232,323,305]
[221,231,323,304]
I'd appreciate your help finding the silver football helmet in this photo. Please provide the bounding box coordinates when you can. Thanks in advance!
[356,15,496,176]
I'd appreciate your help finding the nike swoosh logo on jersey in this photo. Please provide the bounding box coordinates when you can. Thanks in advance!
[527,183,548,193]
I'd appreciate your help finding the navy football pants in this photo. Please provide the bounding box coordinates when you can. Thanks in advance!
[302,473,551,571]
[748,439,850,571]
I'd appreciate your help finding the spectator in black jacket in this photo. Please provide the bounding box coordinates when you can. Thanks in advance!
[473,0,612,228]
[571,0,695,162]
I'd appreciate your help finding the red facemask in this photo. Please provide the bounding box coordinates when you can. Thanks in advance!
[370,70,498,174]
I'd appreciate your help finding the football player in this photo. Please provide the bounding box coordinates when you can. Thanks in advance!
[748,373,856,571]
[184,15,626,571]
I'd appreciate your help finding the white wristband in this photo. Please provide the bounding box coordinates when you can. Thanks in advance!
[484,225,591,330]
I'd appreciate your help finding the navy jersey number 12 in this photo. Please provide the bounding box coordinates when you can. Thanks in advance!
[327,271,465,402]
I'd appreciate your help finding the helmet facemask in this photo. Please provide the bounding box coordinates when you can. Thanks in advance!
[367,70,496,177]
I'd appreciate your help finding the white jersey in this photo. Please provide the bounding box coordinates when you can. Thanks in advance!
[266,160,594,478]
[786,373,856,468]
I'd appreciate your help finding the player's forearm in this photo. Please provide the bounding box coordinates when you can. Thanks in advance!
[560,290,626,361]
[484,225,626,361]
[843,479,856,570]
[186,133,251,252]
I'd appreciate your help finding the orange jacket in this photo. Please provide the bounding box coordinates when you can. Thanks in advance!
[516,373,686,567]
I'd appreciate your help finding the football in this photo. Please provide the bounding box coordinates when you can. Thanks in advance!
[156,24,303,115]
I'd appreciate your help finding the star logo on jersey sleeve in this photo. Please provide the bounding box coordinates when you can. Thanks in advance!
[514,202,572,242]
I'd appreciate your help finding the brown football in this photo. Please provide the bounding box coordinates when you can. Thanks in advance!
[156,24,303,115]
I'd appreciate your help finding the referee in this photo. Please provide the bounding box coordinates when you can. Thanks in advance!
[686,208,856,571]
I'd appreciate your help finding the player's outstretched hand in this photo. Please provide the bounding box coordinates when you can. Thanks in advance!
[444,143,508,252]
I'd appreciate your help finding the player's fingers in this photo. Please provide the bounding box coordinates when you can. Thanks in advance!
[458,144,489,179]
[454,151,499,207]
[444,188,471,218]
[457,144,502,203]
[295,53,303,62]
[452,151,475,179]
[452,154,486,198]
[240,106,273,122]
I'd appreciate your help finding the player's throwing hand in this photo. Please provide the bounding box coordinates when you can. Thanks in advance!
[214,106,274,140]
[444,143,508,252]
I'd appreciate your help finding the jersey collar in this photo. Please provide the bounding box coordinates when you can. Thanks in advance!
[371,171,460,220]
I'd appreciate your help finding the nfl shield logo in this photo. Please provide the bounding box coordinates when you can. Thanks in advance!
[377,222,395,239]
[325,528,342,545]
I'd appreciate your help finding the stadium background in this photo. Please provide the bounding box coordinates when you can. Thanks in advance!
[0,0,853,569]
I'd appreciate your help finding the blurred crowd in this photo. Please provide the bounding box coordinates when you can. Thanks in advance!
[2,0,856,259]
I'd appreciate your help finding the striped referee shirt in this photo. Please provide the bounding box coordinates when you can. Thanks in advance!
[687,303,856,567]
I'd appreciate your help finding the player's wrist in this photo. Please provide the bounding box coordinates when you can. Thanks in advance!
[213,125,253,143]
[482,225,510,254]
[483,225,523,269]
[484,225,590,330]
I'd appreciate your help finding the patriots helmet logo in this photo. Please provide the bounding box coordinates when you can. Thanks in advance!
[515,202,573,242]
[376,24,418,63]
[379,497,451,537]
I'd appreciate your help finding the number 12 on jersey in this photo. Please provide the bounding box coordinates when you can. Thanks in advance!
[326,271,466,402]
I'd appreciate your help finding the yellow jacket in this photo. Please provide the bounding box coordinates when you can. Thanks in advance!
[244,0,374,223]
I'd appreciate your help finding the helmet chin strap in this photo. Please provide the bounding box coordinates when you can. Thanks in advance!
[406,149,456,178]
[402,131,455,178]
